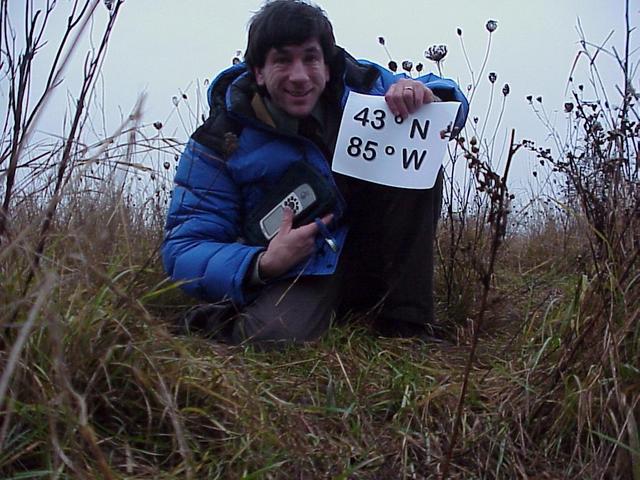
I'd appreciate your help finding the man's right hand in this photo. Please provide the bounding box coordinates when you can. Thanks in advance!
[258,207,333,279]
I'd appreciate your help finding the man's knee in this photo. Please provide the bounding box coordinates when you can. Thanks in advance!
[232,308,333,345]
[230,275,341,346]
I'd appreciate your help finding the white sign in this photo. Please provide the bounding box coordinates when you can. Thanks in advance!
[331,92,460,189]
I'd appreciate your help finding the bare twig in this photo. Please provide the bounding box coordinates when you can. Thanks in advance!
[0,0,98,239]
[441,129,519,479]
[22,0,124,293]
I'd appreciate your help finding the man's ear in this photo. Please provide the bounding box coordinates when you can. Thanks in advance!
[254,67,265,86]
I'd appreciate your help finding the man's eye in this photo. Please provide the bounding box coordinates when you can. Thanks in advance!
[274,56,290,64]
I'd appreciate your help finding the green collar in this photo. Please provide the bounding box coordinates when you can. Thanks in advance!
[262,97,326,137]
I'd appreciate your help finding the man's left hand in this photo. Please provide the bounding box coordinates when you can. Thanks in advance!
[384,79,439,120]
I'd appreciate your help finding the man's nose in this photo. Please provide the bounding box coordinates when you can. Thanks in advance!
[288,60,309,82]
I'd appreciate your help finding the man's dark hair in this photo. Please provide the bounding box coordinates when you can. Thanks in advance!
[244,0,336,69]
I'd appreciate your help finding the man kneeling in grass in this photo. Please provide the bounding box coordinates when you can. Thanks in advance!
[162,0,468,346]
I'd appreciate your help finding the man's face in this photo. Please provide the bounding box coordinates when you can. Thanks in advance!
[254,38,330,118]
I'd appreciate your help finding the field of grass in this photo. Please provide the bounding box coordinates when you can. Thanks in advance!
[1,1,638,478]
[1,194,637,479]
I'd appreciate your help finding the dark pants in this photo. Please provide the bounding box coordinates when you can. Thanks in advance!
[230,171,443,346]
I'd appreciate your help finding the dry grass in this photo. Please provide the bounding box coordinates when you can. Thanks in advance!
[1,196,637,478]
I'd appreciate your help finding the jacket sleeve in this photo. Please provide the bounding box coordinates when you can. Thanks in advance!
[359,60,469,135]
[162,139,263,306]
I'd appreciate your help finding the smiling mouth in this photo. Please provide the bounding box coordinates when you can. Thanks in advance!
[286,89,312,98]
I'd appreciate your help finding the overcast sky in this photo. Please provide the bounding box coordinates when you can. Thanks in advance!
[4,0,638,192]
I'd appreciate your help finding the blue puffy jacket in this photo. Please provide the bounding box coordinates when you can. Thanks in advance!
[162,49,468,306]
